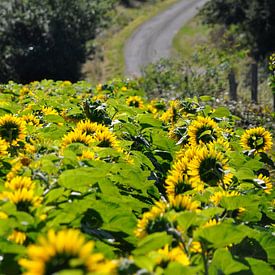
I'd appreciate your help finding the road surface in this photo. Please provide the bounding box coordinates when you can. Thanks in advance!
[124,0,208,77]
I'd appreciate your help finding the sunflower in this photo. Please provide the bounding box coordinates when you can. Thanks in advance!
[169,195,200,212]
[0,137,8,157]
[189,241,202,253]
[8,230,27,245]
[21,114,41,127]
[61,130,93,148]
[5,176,35,191]
[188,146,233,188]
[203,218,220,228]
[0,211,8,219]
[135,201,168,238]
[19,229,117,275]
[0,114,26,145]
[254,174,273,194]
[1,189,42,212]
[156,245,190,267]
[240,127,273,153]
[187,116,221,146]
[126,96,144,109]
[93,130,122,151]
[160,100,180,124]
[165,158,194,198]
[76,120,108,136]
[78,149,97,161]
[41,106,58,116]
[209,190,240,206]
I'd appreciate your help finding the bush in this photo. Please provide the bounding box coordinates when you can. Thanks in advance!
[0,0,114,83]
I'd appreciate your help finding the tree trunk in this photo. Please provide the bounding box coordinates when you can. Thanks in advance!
[228,69,237,101]
[251,62,258,103]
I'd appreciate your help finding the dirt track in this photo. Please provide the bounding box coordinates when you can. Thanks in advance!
[124,0,208,77]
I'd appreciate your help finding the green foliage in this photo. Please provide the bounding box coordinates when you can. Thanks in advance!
[0,78,273,274]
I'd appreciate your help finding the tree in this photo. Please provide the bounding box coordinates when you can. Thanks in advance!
[200,0,275,61]
[0,0,114,83]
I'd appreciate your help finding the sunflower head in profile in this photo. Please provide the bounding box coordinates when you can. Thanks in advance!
[187,116,221,146]
[0,138,8,158]
[0,114,26,145]
[188,146,233,188]
[165,157,194,198]
[1,188,42,212]
[76,120,108,136]
[160,100,180,124]
[155,244,190,268]
[93,130,122,151]
[19,229,117,275]
[126,96,144,109]
[209,190,240,206]
[8,230,27,245]
[135,201,168,238]
[240,127,273,153]
[168,195,200,212]
[5,176,35,191]
[21,114,41,127]
[61,129,93,149]
[254,174,273,194]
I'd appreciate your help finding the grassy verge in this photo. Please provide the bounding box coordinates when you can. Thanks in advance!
[82,0,180,83]
[171,16,272,108]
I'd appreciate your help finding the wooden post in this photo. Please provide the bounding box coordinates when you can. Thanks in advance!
[251,62,258,103]
[228,69,237,101]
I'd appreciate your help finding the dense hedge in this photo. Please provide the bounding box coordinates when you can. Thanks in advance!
[0,79,274,274]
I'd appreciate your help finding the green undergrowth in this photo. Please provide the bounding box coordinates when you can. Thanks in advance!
[0,78,274,274]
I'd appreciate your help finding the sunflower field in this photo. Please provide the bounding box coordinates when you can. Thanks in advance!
[0,79,274,274]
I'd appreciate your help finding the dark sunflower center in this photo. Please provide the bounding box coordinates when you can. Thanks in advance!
[16,200,32,212]
[196,126,216,144]
[73,138,90,146]
[147,217,168,234]
[97,139,112,148]
[0,122,20,142]
[199,157,223,186]
[175,181,192,195]
[129,101,140,108]
[248,135,264,150]
[45,254,87,275]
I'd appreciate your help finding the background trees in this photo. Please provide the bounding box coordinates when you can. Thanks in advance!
[0,0,114,83]
[200,0,275,61]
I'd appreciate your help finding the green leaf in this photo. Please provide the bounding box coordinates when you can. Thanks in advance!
[211,107,231,118]
[245,257,274,274]
[194,223,248,249]
[209,248,249,275]
[234,167,255,180]
[137,114,162,129]
[58,167,110,192]
[133,232,173,255]
[165,262,198,275]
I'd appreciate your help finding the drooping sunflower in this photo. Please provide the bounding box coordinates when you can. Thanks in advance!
[156,244,190,267]
[126,96,144,109]
[5,176,35,191]
[0,114,26,145]
[93,130,122,152]
[187,116,221,146]
[0,189,42,212]
[76,120,108,136]
[8,230,27,245]
[61,129,93,148]
[254,174,273,194]
[18,229,117,275]
[188,146,233,188]
[240,127,273,153]
[160,100,180,124]
[169,195,200,212]
[135,201,168,238]
[209,190,240,206]
[165,158,194,198]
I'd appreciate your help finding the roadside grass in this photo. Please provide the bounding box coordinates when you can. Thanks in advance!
[82,0,180,84]
[172,16,273,108]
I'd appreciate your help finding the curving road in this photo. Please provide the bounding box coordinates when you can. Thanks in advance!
[124,0,208,77]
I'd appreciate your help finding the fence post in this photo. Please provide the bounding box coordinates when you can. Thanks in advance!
[228,69,237,101]
[251,62,258,103]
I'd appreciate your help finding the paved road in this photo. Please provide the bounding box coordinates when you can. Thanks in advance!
[124,0,208,77]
